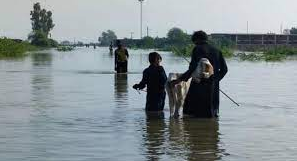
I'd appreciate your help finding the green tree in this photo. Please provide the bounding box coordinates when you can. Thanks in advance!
[290,27,297,34]
[98,30,117,46]
[29,2,55,46]
[167,27,190,46]
[28,30,49,47]
[141,36,154,48]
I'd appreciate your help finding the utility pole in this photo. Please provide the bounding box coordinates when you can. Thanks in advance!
[138,0,144,39]
[147,26,149,37]
[130,32,134,39]
[246,21,249,34]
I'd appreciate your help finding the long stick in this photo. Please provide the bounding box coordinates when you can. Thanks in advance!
[135,89,147,94]
[173,46,240,107]
[220,89,240,106]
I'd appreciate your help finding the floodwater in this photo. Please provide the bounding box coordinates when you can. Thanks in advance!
[0,47,296,161]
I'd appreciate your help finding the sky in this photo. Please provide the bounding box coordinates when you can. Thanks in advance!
[1,0,297,42]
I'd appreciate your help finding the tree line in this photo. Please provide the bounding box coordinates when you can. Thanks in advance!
[98,27,191,49]
[98,27,235,57]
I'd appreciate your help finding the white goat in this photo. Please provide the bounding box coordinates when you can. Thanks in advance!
[166,58,214,117]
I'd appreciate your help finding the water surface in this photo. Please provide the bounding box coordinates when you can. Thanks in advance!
[0,47,296,161]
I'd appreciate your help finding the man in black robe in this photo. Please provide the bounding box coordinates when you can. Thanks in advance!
[171,31,228,117]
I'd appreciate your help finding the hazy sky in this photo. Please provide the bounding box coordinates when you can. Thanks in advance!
[1,0,297,42]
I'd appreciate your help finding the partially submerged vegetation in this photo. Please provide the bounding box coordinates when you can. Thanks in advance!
[57,46,74,52]
[237,47,297,61]
[0,38,37,58]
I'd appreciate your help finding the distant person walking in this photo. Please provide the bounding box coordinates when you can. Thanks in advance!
[109,42,113,53]
[171,31,228,118]
[114,40,129,73]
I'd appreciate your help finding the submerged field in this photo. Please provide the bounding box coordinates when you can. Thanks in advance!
[0,47,296,160]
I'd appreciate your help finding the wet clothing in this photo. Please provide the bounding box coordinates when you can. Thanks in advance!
[180,41,228,117]
[115,47,129,73]
[135,65,167,112]
[116,61,128,73]
[183,77,215,117]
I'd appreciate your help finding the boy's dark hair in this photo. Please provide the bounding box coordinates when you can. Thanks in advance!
[191,30,208,43]
[149,52,162,64]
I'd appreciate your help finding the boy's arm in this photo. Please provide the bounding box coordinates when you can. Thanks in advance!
[125,49,129,58]
[114,50,118,70]
[134,70,148,89]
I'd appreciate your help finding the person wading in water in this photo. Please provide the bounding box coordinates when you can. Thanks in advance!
[109,41,113,54]
[171,31,228,118]
[114,40,129,73]
[133,52,167,112]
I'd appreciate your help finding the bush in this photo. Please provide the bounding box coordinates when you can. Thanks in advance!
[49,39,59,47]
[0,38,37,58]
[57,46,74,52]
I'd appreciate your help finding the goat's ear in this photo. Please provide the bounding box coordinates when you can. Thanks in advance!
[209,64,214,75]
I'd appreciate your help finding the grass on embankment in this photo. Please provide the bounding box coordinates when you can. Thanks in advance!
[0,38,38,58]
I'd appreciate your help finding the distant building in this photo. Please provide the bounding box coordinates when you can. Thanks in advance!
[283,29,291,35]
[211,33,297,50]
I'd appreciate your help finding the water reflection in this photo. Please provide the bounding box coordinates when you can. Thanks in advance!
[31,52,54,108]
[31,52,53,67]
[142,116,223,160]
[143,112,166,161]
[29,52,55,157]
[181,118,221,161]
[114,73,128,104]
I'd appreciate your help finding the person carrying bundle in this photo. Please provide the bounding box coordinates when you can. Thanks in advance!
[170,31,228,118]
[114,40,129,73]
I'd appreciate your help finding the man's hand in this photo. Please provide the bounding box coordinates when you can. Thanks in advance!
[202,72,210,78]
[169,79,181,87]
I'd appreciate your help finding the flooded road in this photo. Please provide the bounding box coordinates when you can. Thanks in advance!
[0,47,296,161]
